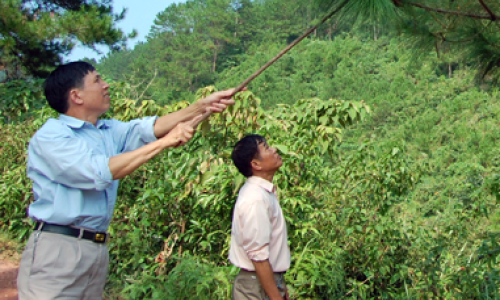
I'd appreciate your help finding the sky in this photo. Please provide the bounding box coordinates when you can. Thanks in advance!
[66,0,182,62]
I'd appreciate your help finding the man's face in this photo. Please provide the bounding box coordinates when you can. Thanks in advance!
[78,70,110,115]
[254,141,283,172]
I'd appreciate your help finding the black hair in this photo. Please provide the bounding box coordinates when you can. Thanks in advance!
[43,61,96,114]
[231,134,266,177]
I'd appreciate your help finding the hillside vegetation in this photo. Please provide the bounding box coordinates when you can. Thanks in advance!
[2,0,500,298]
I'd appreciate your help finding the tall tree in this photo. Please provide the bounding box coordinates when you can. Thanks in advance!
[0,0,135,80]
[148,1,214,92]
[193,0,237,73]
[129,0,238,99]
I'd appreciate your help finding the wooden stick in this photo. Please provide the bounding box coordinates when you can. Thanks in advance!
[231,0,350,96]
[229,0,500,97]
[192,0,350,128]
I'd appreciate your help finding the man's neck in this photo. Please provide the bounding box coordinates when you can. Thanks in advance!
[65,109,99,126]
[252,172,274,183]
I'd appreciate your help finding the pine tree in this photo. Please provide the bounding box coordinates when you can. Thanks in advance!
[0,0,135,80]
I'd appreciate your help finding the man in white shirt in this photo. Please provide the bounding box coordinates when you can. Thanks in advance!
[229,134,291,300]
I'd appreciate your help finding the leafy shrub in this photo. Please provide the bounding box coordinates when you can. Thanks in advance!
[2,34,500,298]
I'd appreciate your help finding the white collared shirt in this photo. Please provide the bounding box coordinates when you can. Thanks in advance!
[229,176,290,272]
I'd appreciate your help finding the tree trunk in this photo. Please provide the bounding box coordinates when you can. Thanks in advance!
[212,40,219,73]
[235,15,238,38]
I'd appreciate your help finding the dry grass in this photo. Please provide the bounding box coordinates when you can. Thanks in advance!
[0,231,22,264]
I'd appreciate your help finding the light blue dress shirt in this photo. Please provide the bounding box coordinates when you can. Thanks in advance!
[27,114,158,232]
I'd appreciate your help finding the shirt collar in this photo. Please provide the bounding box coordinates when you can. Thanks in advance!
[96,120,110,129]
[59,114,110,129]
[247,176,277,194]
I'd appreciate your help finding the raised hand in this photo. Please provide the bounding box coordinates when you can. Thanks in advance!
[192,87,247,127]
[198,87,247,114]
[161,114,203,148]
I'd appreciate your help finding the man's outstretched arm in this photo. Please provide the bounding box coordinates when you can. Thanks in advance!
[153,88,239,138]
[110,115,201,180]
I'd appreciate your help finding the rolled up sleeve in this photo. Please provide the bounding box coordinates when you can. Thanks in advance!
[239,200,272,261]
[29,133,113,191]
[112,116,158,153]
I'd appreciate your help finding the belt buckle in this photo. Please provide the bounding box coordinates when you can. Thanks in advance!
[94,233,106,243]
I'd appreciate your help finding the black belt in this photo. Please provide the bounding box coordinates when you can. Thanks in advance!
[240,268,286,275]
[35,222,108,244]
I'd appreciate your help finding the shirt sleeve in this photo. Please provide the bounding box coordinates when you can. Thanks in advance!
[111,116,159,153]
[28,130,113,191]
[238,198,272,261]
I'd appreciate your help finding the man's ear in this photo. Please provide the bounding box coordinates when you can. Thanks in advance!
[69,88,83,105]
[251,159,261,171]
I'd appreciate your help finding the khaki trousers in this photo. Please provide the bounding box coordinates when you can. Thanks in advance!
[17,230,109,300]
[232,269,286,300]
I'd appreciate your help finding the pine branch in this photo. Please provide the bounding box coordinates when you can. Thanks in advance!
[429,11,447,29]
[445,21,494,43]
[405,1,500,20]
[478,0,497,21]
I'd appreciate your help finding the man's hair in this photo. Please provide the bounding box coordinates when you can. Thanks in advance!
[231,134,266,177]
[44,61,96,114]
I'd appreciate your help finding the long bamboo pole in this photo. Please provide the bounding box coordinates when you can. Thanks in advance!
[193,0,350,126]
[232,0,350,95]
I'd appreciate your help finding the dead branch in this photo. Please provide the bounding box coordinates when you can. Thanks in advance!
[137,68,157,100]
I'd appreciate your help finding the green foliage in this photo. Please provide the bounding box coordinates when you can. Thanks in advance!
[120,257,236,299]
[97,0,352,105]
[0,0,133,80]
[0,79,45,123]
[3,26,500,300]
[316,0,500,80]
[0,121,34,239]
[0,103,57,240]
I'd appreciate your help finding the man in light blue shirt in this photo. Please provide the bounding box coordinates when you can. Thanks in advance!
[17,61,239,300]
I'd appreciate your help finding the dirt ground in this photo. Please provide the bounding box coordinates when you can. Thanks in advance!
[0,238,21,300]
[0,260,18,300]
